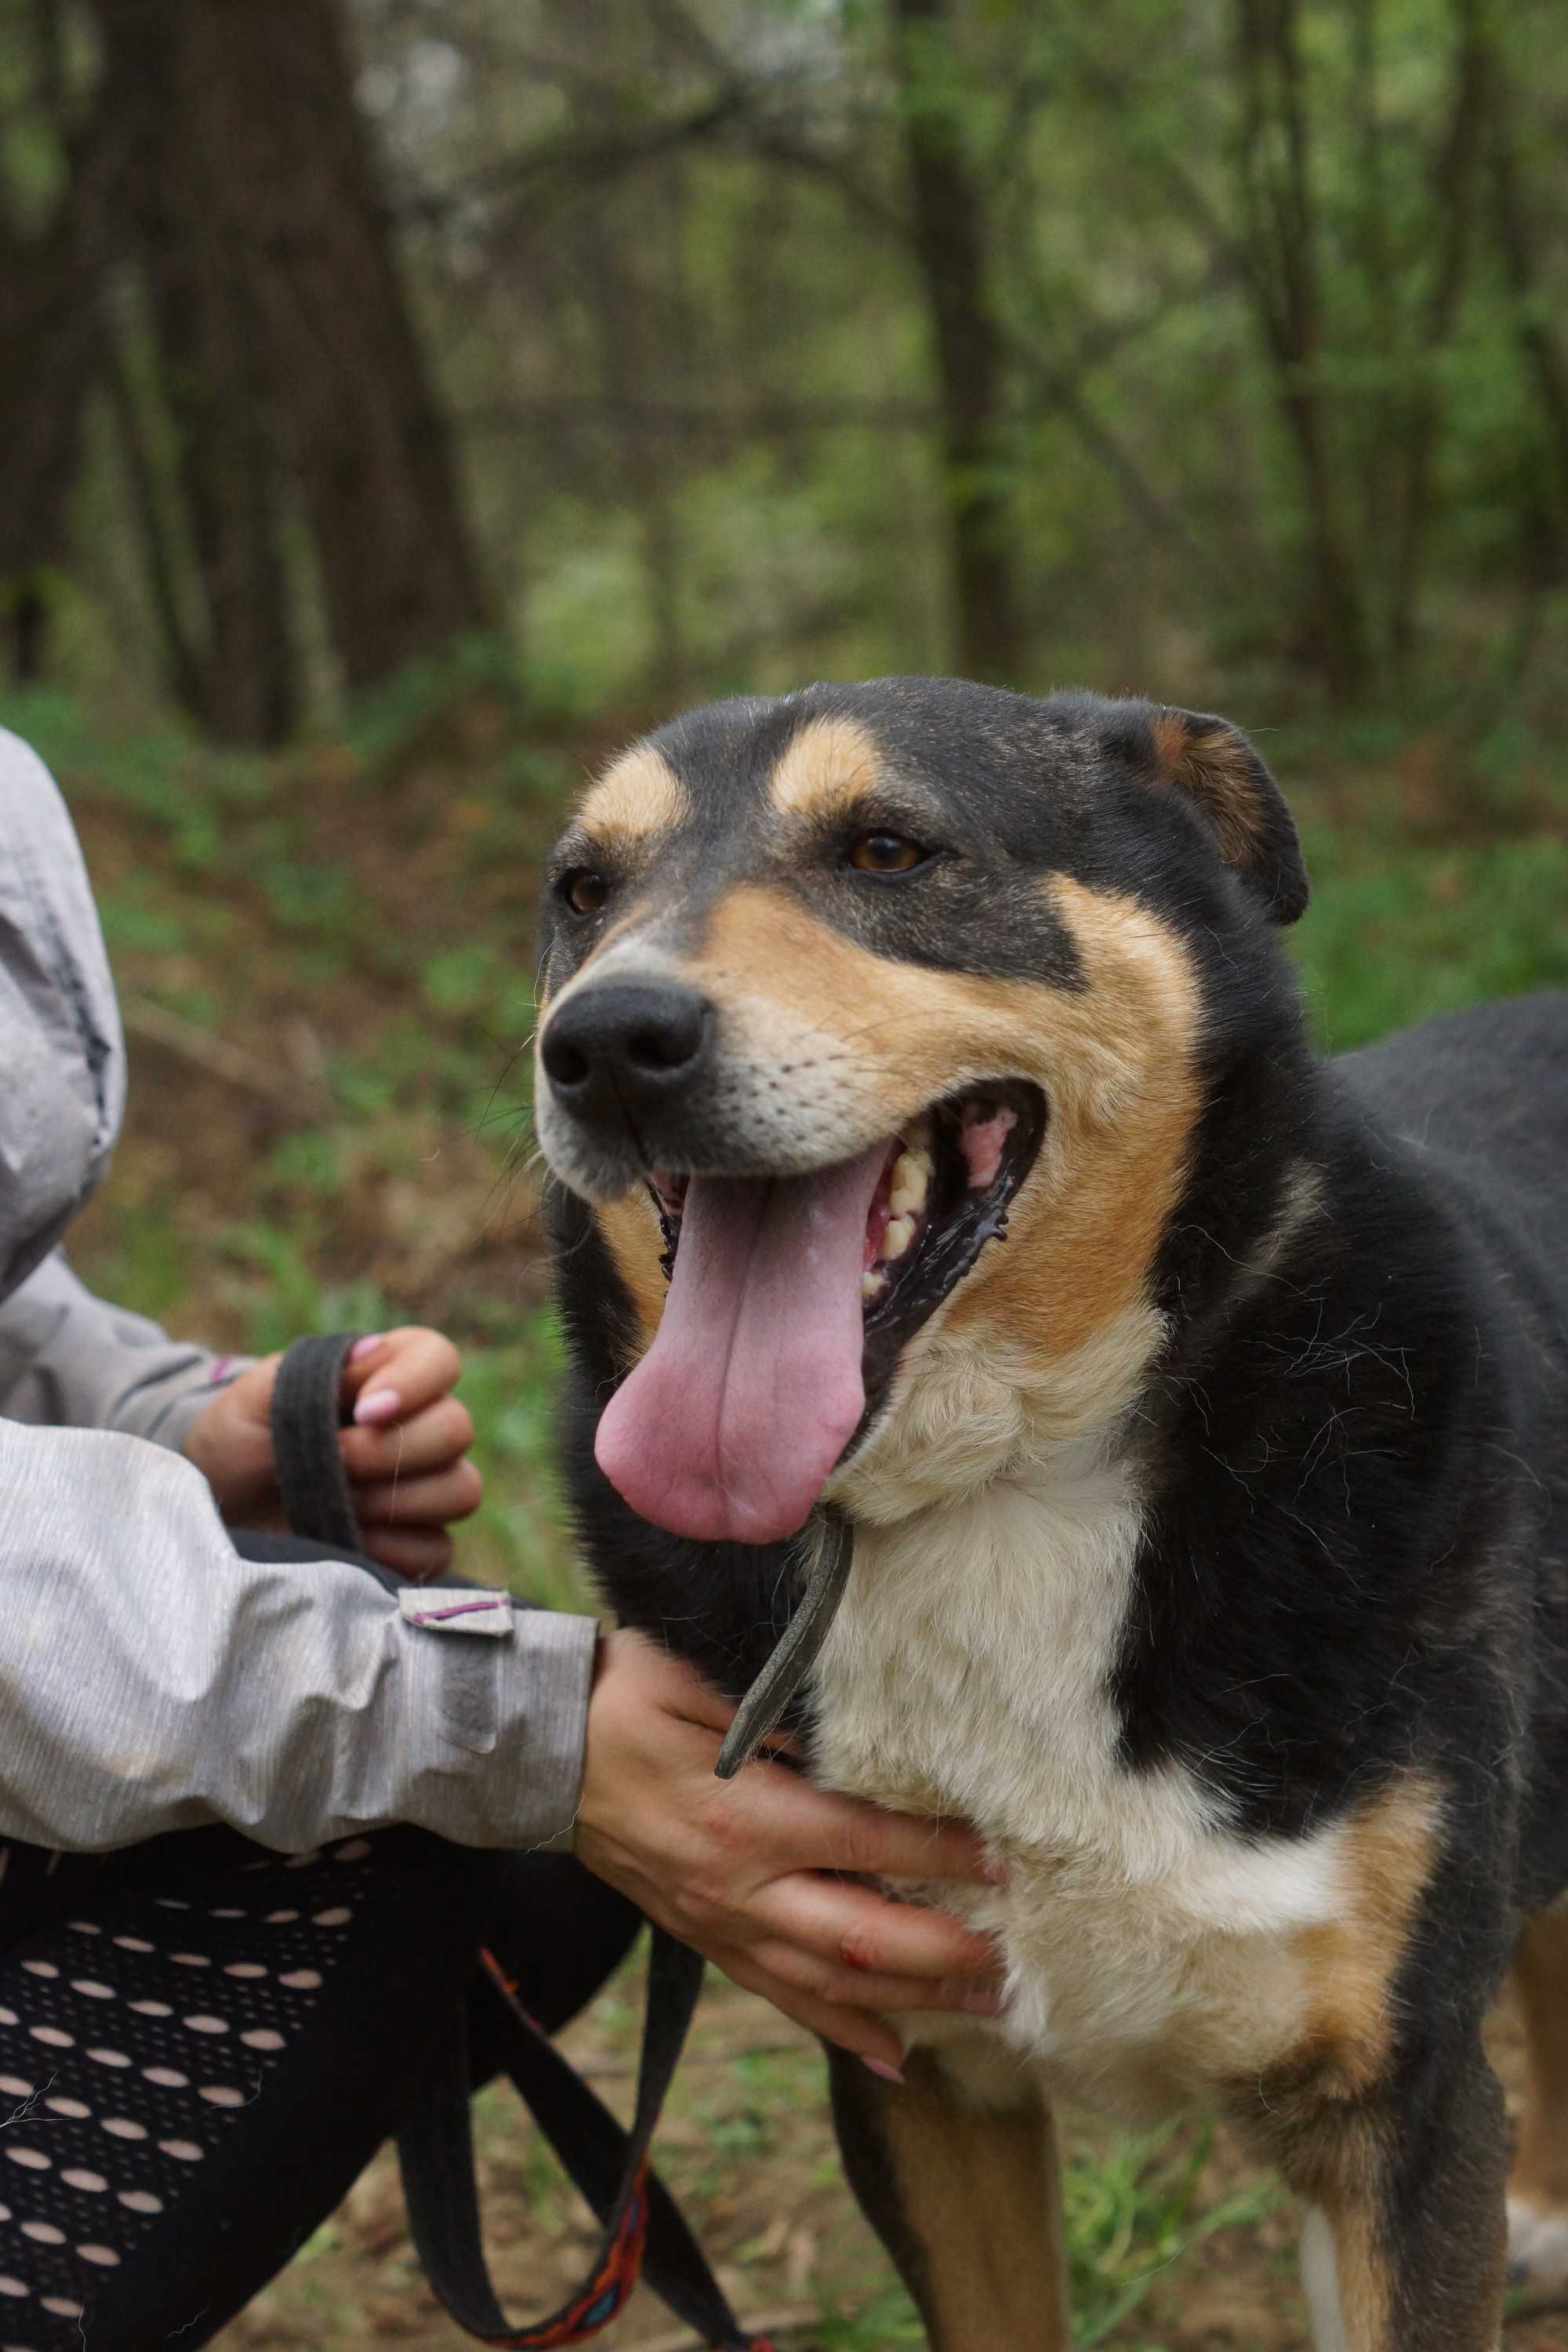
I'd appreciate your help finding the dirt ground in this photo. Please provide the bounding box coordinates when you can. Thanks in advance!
[209,1960,1568,2352]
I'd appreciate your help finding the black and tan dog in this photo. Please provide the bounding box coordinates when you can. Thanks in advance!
[533,678,1568,2351]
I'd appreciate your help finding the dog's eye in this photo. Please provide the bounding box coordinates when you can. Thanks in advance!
[559,869,608,916]
[848,833,929,876]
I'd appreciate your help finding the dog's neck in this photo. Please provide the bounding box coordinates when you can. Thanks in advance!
[827,1302,1159,1529]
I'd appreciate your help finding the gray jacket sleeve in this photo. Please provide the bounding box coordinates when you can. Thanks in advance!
[0,1417,597,1853]
[0,1249,252,1450]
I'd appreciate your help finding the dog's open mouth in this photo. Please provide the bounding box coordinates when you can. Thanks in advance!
[593,1081,1047,1546]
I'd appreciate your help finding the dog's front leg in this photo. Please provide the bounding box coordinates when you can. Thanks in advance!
[826,2040,1069,2352]
[1261,2034,1509,2352]
[1508,1904,1568,2287]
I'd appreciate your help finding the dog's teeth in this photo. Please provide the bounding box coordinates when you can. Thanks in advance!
[889,1150,930,1218]
[883,1214,916,1262]
[861,1269,886,1301]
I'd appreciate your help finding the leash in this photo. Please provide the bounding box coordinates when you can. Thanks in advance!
[269,1333,781,2351]
[714,1509,854,1780]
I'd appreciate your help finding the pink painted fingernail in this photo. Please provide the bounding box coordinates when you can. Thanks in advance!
[963,1990,1005,2016]
[353,1386,401,1425]
[349,1334,387,1362]
[982,1858,1011,1885]
[862,2057,905,2085]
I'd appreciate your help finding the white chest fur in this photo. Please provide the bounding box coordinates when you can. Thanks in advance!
[810,1445,1348,2121]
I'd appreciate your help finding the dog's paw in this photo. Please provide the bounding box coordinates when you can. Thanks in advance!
[1508,2192,1568,2289]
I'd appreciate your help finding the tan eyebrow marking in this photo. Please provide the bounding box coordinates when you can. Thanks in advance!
[768,714,884,822]
[576,746,690,844]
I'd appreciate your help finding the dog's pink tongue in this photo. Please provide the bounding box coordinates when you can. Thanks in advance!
[594,1142,889,1544]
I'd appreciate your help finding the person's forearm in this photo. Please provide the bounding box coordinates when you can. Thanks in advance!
[0,1419,595,1853]
[0,1249,253,1447]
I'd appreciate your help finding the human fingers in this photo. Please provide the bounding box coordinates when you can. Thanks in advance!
[339,1396,475,1479]
[584,1766,999,1986]
[737,1932,1004,2018]
[181,1356,281,1517]
[594,1640,967,1839]
[350,1461,484,1529]
[702,1942,909,2072]
[711,1759,1003,1891]
[743,1869,1002,1986]
[354,1524,453,1580]
[341,1327,462,1427]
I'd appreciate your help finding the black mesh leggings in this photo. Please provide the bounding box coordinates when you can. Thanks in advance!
[0,1547,640,2350]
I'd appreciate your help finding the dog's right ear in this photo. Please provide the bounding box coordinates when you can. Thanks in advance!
[1137,705,1309,926]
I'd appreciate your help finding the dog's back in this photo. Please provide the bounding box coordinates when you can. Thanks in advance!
[1342,992,1568,1267]
[1341,994,1568,1910]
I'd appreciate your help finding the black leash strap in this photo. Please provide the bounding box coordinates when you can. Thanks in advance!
[268,1334,772,2351]
[399,1929,768,2349]
[269,1330,363,1553]
[716,1508,854,1780]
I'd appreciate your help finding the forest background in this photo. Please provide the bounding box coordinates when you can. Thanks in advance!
[3,1,1567,2345]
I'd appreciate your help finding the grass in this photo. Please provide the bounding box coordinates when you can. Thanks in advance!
[20,681,1568,2349]
[1067,2125,1283,2347]
[800,2122,1284,2350]
[1293,826,1568,1052]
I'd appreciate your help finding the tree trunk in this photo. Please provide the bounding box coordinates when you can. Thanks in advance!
[155,285,299,747]
[1347,0,1396,607]
[1232,0,1371,700]
[93,0,492,701]
[890,0,1024,686]
[0,41,125,682]
[1486,44,1568,553]
[95,0,298,742]
[1385,0,1489,676]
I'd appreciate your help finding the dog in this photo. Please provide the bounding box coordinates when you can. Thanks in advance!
[533,677,1568,2350]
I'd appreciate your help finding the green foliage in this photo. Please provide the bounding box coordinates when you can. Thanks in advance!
[339,633,529,767]
[1066,2124,1281,2346]
[221,1225,394,1357]
[77,1195,190,1326]
[1296,832,1568,1052]
[3,688,270,840]
[352,0,1563,715]
[456,1313,592,1614]
[6,0,1568,735]
[815,2284,927,2348]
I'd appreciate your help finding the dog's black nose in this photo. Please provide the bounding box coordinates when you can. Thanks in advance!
[541,980,713,1123]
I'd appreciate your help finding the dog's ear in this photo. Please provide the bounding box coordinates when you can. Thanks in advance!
[1142,706,1309,926]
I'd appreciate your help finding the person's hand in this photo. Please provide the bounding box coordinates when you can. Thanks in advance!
[575,1629,1007,2075]
[183,1328,482,1579]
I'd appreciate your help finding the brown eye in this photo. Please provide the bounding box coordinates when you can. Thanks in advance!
[561,869,608,916]
[848,833,928,875]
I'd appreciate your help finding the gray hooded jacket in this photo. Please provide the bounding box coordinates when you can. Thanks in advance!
[0,728,595,1853]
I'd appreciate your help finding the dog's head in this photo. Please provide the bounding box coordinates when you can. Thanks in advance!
[535,680,1308,1544]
